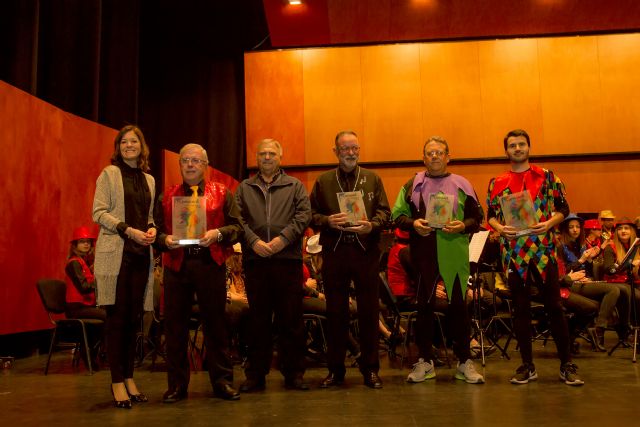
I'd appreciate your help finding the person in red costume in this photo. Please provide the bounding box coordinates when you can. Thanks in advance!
[65,226,106,321]
[65,226,107,369]
[487,129,583,386]
[156,143,243,403]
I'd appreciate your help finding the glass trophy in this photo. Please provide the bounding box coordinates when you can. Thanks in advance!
[425,192,454,229]
[337,191,367,227]
[172,196,207,245]
[499,191,537,236]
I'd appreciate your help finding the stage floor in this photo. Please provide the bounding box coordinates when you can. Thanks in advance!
[2,335,639,427]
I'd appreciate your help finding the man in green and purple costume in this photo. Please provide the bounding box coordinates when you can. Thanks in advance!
[392,136,485,384]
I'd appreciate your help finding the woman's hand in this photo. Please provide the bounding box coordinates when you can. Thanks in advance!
[126,227,154,246]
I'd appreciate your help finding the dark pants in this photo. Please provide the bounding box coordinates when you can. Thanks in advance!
[105,252,149,383]
[411,239,471,363]
[164,252,232,391]
[323,243,380,376]
[509,259,570,366]
[244,258,306,381]
[609,282,640,329]
[570,281,622,328]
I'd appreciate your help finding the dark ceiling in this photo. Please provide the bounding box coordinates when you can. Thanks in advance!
[261,0,640,48]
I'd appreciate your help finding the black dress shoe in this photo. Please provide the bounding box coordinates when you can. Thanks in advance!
[319,372,344,388]
[363,371,383,389]
[162,387,188,403]
[214,384,240,401]
[239,377,266,393]
[284,376,310,391]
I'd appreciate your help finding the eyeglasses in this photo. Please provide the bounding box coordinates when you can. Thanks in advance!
[258,151,279,158]
[180,157,207,166]
[338,145,360,154]
[425,150,447,157]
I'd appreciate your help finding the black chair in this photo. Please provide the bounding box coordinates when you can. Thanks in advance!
[303,313,328,362]
[378,271,450,368]
[35,279,104,375]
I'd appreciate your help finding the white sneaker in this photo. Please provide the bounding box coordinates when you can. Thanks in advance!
[455,359,485,384]
[406,358,436,383]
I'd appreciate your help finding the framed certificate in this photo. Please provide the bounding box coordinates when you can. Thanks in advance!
[337,191,368,226]
[425,192,454,229]
[499,191,537,236]
[172,196,207,245]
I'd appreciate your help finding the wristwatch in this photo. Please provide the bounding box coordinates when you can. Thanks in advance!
[217,230,224,243]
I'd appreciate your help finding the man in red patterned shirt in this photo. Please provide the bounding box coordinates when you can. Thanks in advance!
[487,129,583,386]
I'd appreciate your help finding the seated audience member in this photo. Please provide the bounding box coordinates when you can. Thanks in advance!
[225,244,249,361]
[386,229,416,309]
[583,219,605,280]
[604,217,640,337]
[557,214,623,350]
[584,219,604,251]
[599,210,616,243]
[65,226,106,320]
[64,226,107,367]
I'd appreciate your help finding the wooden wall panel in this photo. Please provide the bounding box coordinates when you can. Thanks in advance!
[244,50,305,167]
[360,44,424,161]
[245,33,640,218]
[538,36,604,154]
[598,33,640,151]
[246,33,640,163]
[419,42,485,157]
[477,38,544,156]
[302,47,363,164]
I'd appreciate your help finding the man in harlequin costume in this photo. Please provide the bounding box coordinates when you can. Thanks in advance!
[392,136,485,384]
[156,143,244,402]
[487,129,583,386]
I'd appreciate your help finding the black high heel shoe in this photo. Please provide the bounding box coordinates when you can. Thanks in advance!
[111,386,132,409]
[128,392,148,403]
[125,382,148,403]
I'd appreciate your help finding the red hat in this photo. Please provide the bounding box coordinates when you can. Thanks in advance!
[71,226,97,242]
[583,219,601,230]
[615,217,635,229]
[394,228,410,240]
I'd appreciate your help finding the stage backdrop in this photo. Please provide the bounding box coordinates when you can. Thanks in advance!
[245,32,640,218]
[0,81,115,335]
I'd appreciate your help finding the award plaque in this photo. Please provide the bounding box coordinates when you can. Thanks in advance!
[172,196,207,245]
[337,191,368,227]
[425,192,454,228]
[499,191,537,236]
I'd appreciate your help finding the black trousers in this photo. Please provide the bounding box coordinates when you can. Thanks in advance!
[164,253,232,390]
[411,239,471,363]
[323,243,380,376]
[105,252,149,383]
[244,258,306,380]
[508,259,570,366]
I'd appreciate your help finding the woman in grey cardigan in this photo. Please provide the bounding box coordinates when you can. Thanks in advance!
[93,125,156,409]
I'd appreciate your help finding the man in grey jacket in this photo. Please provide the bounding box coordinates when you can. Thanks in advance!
[235,138,312,392]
